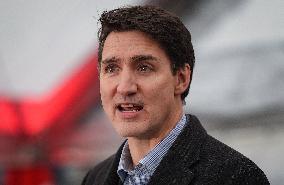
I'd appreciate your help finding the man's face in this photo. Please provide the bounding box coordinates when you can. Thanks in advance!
[100,31,184,139]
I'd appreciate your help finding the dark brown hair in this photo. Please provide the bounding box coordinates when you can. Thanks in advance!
[98,5,195,101]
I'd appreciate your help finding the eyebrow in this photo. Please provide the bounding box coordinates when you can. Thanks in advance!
[101,56,120,65]
[131,55,158,63]
[101,54,158,66]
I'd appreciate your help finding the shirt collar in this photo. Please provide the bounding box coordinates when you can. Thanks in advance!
[117,114,187,182]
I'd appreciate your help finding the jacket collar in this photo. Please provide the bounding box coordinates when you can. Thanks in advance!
[148,114,207,185]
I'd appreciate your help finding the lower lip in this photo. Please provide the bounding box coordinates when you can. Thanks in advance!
[116,109,142,119]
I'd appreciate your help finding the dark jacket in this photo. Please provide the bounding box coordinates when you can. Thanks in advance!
[82,114,270,185]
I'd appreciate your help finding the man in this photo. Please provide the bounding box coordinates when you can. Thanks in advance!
[82,5,269,185]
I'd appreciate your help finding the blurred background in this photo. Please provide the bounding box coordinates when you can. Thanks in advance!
[0,0,283,184]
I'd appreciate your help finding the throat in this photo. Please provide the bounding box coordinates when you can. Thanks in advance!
[127,138,160,166]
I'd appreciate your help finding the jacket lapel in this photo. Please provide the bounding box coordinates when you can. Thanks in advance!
[100,141,125,185]
[148,114,208,185]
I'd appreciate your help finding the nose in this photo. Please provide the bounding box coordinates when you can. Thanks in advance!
[117,70,137,96]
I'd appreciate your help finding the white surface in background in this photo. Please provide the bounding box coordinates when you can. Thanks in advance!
[187,0,284,115]
[196,0,284,49]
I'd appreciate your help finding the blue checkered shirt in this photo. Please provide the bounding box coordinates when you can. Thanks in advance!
[117,114,187,185]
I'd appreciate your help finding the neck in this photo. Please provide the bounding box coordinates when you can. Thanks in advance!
[127,108,184,166]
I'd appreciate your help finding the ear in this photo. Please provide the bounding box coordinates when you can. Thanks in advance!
[174,64,191,96]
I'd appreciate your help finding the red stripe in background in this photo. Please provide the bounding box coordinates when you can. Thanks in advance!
[5,165,55,185]
[0,97,20,136]
[0,53,100,136]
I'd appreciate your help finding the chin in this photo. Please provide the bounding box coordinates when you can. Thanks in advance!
[113,122,148,138]
[116,129,141,138]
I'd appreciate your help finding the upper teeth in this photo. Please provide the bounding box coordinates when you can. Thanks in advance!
[121,104,135,108]
[119,103,142,112]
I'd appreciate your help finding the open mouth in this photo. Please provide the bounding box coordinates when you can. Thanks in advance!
[116,103,144,112]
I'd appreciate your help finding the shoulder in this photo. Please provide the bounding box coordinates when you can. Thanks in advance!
[182,114,269,184]
[81,154,117,185]
[198,133,270,184]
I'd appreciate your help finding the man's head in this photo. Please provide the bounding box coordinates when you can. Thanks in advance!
[98,6,193,139]
[98,5,195,101]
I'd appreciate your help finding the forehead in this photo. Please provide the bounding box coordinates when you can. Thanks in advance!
[102,31,169,62]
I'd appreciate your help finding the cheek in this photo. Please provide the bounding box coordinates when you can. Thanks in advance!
[145,78,176,121]
[100,93,114,119]
[153,76,175,95]
[100,78,113,98]
[100,82,112,108]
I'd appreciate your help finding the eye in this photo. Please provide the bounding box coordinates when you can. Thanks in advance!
[104,63,119,74]
[137,64,153,73]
